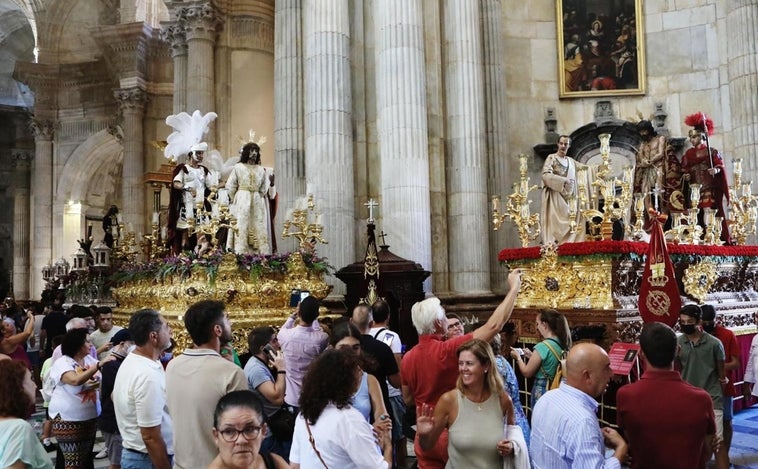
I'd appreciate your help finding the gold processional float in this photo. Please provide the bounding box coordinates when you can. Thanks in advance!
[47,183,333,354]
[490,134,758,342]
[116,192,331,353]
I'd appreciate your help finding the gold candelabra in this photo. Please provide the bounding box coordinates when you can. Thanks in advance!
[578,134,632,241]
[491,154,540,247]
[113,225,140,262]
[141,222,169,260]
[727,158,758,245]
[186,185,238,249]
[665,184,705,244]
[282,194,328,252]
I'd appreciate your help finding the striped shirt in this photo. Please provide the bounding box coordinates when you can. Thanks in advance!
[530,383,621,469]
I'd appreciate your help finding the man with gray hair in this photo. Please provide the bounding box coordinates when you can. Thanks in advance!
[400,270,521,468]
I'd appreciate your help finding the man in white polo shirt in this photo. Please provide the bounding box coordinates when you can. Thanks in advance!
[113,309,174,469]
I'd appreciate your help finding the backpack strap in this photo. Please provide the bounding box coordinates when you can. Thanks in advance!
[539,340,563,381]
[543,339,563,361]
[373,327,387,340]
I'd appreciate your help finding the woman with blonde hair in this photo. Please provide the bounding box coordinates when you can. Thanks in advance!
[510,308,572,407]
[416,339,529,468]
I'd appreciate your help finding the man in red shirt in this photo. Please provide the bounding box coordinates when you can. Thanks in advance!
[617,322,716,469]
[401,270,521,468]
[701,304,740,467]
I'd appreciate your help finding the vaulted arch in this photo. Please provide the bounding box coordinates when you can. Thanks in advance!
[56,129,123,204]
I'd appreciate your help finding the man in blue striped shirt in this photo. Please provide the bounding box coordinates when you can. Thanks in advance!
[530,343,628,468]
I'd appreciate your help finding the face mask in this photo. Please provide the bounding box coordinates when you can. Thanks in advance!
[681,324,697,335]
[702,323,715,333]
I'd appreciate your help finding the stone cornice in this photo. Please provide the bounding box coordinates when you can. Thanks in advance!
[13,62,60,107]
[91,22,154,84]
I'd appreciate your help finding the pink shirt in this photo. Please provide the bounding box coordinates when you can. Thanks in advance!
[277,317,328,407]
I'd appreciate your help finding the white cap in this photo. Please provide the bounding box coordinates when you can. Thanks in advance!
[190,142,208,153]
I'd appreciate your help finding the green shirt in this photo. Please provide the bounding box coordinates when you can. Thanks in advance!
[677,332,725,410]
[535,338,563,381]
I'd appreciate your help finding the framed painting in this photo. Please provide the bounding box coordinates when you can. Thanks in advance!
[557,0,646,98]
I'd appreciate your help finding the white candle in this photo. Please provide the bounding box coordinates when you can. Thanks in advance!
[315,213,323,226]
[286,208,294,221]
[161,226,167,239]
[492,196,500,212]
[116,213,123,223]
[152,212,159,225]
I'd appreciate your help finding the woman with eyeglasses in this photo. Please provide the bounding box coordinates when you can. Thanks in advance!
[209,390,288,469]
[290,348,392,468]
[49,328,115,468]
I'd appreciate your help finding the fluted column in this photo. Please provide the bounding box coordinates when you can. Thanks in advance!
[727,2,758,169]
[115,88,148,236]
[181,2,222,148]
[303,0,354,295]
[30,119,54,298]
[481,0,509,292]
[274,0,305,254]
[161,22,188,113]
[443,0,489,293]
[375,0,432,276]
[12,151,32,299]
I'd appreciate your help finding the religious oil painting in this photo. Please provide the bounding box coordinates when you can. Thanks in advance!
[557,0,646,98]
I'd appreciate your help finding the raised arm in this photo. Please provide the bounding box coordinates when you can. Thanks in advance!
[472,270,521,342]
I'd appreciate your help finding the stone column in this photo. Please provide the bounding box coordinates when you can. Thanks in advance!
[727,3,758,168]
[114,88,148,236]
[443,0,489,293]
[481,0,509,292]
[181,2,222,149]
[30,119,55,298]
[374,0,432,274]
[274,0,305,254]
[161,22,188,113]
[303,0,354,295]
[12,151,32,300]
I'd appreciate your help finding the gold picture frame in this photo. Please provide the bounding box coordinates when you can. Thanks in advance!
[557,0,646,98]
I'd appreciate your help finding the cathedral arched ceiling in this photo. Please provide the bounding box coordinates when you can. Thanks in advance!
[36,0,100,64]
[0,2,34,106]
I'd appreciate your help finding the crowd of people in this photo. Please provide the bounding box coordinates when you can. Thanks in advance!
[2,270,758,469]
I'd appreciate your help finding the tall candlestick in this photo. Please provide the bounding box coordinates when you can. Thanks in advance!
[492,196,500,212]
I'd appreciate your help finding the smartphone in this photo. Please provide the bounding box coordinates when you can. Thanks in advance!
[263,343,276,356]
[289,289,301,307]
[300,290,310,302]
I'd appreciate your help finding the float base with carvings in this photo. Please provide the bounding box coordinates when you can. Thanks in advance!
[110,250,332,353]
[499,241,758,346]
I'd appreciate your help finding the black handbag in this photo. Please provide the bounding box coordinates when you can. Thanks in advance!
[267,406,295,440]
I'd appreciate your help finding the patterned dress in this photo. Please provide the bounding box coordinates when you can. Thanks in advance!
[495,355,531,448]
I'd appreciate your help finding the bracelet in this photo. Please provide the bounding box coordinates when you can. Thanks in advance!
[277,370,286,374]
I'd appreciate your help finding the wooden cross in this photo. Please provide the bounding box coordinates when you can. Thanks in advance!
[378,231,388,246]
[364,199,379,223]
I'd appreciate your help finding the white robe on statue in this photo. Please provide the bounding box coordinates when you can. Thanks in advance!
[225,162,271,254]
[541,153,594,245]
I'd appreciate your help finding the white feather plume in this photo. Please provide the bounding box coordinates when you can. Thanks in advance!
[163,110,218,160]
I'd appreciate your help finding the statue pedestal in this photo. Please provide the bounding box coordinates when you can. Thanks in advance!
[111,251,333,353]
[499,241,758,346]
